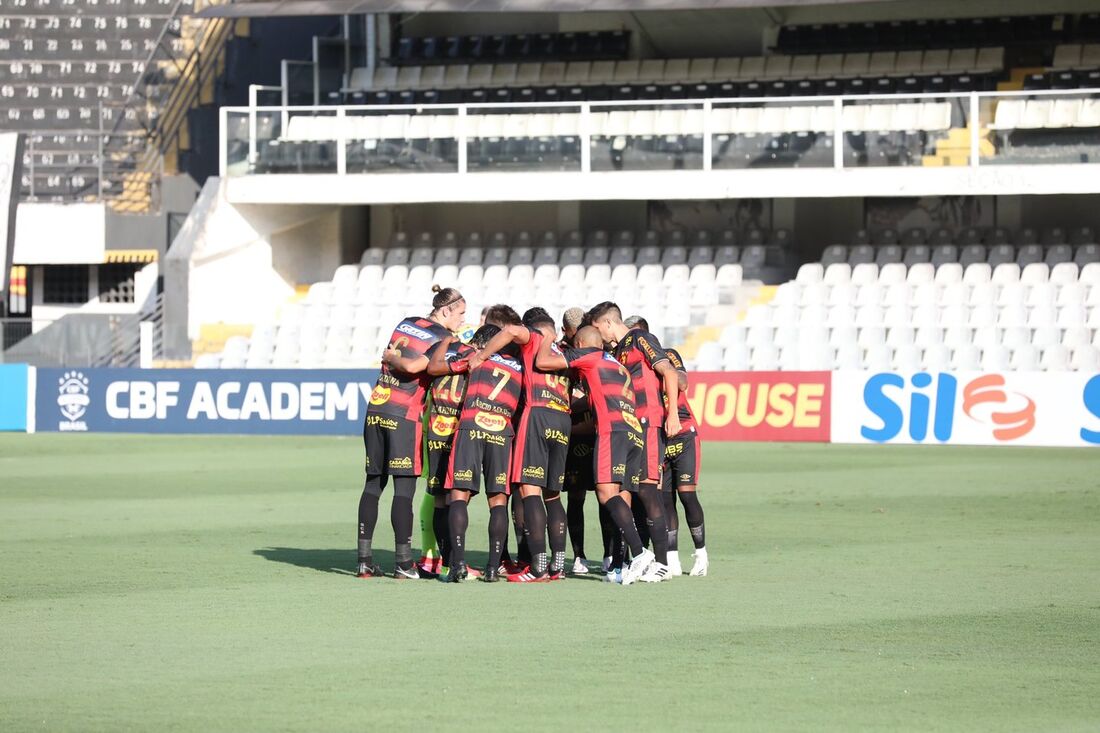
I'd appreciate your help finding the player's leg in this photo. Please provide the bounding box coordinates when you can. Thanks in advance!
[594,432,652,586]
[433,495,450,569]
[566,488,587,570]
[389,475,419,579]
[545,492,568,579]
[636,424,670,576]
[483,435,513,581]
[543,426,570,579]
[357,474,386,577]
[514,485,548,580]
[446,490,471,582]
[663,439,683,576]
[679,433,708,576]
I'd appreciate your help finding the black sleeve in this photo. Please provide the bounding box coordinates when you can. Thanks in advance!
[636,331,670,368]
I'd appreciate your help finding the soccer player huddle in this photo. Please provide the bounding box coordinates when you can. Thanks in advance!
[355,285,708,585]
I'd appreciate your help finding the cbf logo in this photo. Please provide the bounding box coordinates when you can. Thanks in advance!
[862,373,1035,443]
[57,371,90,432]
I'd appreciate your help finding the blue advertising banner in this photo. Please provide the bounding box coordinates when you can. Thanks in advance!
[35,369,380,435]
[0,363,29,431]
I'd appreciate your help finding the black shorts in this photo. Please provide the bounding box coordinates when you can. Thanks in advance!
[664,427,701,490]
[639,418,666,485]
[447,419,513,496]
[512,407,571,494]
[594,429,643,491]
[424,412,460,495]
[363,411,422,476]
[564,434,596,492]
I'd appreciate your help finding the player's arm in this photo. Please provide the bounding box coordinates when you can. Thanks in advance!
[654,359,683,437]
[425,337,461,376]
[382,347,429,374]
[469,325,529,370]
[534,334,570,371]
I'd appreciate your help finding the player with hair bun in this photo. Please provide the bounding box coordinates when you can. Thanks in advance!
[355,285,466,579]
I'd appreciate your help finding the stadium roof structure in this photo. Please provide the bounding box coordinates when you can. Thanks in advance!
[196,0,899,18]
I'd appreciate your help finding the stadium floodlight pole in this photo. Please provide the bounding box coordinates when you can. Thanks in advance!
[833,97,844,169]
[969,92,980,168]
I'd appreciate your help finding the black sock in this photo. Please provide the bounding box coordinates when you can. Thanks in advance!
[639,483,669,565]
[357,475,382,562]
[567,490,586,558]
[599,503,615,558]
[448,500,469,567]
[631,495,650,548]
[605,495,644,557]
[611,529,625,570]
[523,495,548,575]
[433,506,450,566]
[664,488,679,552]
[679,491,706,549]
[391,495,414,570]
[488,504,508,572]
[546,497,567,572]
[511,495,530,566]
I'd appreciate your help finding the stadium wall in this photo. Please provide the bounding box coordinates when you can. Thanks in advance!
[22,368,1100,447]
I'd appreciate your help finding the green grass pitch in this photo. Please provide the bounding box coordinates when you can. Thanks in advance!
[1,434,1098,731]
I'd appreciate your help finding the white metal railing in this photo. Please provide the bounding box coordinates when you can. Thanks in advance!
[219,87,1100,178]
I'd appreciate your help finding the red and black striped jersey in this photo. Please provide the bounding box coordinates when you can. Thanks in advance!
[564,346,642,434]
[369,316,452,420]
[454,346,524,433]
[518,329,571,413]
[427,341,473,436]
[613,329,670,423]
[665,348,698,429]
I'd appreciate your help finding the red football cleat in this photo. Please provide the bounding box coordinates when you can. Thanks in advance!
[547,570,566,581]
[502,559,527,575]
[507,570,550,583]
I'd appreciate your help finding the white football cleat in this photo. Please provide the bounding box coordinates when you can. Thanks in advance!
[571,557,590,574]
[621,548,654,586]
[639,562,670,583]
[689,548,709,577]
[666,551,683,576]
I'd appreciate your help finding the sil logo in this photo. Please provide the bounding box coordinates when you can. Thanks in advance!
[863,373,1036,443]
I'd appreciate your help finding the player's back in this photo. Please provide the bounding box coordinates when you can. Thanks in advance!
[566,347,641,434]
[665,348,698,428]
[518,329,572,414]
[613,330,668,422]
[370,316,452,419]
[459,345,524,431]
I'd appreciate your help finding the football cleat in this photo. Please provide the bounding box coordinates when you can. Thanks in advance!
[356,561,384,578]
[639,562,670,583]
[417,555,442,577]
[465,565,483,580]
[502,559,527,575]
[393,564,420,580]
[507,570,550,583]
[571,557,590,574]
[666,551,683,577]
[602,556,613,573]
[603,568,623,584]
[621,548,655,586]
[444,562,468,583]
[690,548,709,577]
[547,569,566,581]
[480,565,500,583]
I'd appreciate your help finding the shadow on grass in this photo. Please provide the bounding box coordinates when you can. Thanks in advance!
[253,547,493,577]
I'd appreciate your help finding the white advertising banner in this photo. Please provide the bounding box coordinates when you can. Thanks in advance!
[832,371,1100,448]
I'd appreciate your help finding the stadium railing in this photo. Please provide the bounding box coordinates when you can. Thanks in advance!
[219,87,1100,178]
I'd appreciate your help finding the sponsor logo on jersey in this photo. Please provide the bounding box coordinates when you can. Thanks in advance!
[665,440,685,458]
[452,469,474,483]
[367,414,399,429]
[369,385,391,405]
[680,473,693,483]
[428,476,440,488]
[494,472,508,486]
[612,462,627,477]
[622,412,642,433]
[545,399,570,412]
[389,456,413,469]
[397,322,436,341]
[431,415,457,437]
[489,353,522,371]
[522,465,546,480]
[543,428,570,444]
[427,439,451,452]
[474,411,507,432]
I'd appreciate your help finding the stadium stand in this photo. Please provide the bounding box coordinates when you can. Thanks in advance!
[204,224,1100,372]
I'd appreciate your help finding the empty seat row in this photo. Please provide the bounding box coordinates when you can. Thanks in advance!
[778,15,1066,54]
[843,225,1096,248]
[392,30,629,66]
[822,243,1100,269]
[280,103,956,143]
[1023,68,1100,91]
[990,98,1100,130]
[1051,43,1100,69]
[349,49,1003,92]
[792,261,1100,289]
